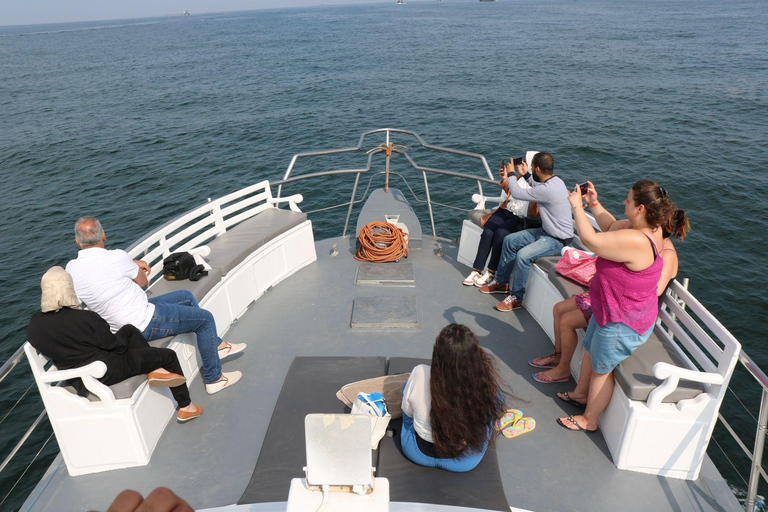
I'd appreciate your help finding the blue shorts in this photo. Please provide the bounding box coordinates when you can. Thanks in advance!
[582,317,654,374]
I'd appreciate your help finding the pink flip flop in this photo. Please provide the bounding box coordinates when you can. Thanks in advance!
[532,371,570,384]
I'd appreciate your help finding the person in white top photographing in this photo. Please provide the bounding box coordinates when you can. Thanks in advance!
[66,216,244,395]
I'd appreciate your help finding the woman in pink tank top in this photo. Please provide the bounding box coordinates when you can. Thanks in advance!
[555,180,689,433]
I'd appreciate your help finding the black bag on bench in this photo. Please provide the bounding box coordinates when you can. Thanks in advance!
[162,252,207,282]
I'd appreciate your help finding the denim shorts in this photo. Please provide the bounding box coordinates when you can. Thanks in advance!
[582,317,654,374]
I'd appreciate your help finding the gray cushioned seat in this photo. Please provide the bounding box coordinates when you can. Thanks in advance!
[146,269,222,303]
[205,208,307,276]
[615,329,705,403]
[467,209,492,227]
[64,375,148,402]
[377,357,509,511]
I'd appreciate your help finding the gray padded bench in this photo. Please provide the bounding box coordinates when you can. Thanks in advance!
[147,269,222,302]
[532,256,704,404]
[205,209,307,276]
[376,357,509,512]
[238,356,386,505]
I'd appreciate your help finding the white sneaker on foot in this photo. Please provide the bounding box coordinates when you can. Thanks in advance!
[218,342,246,360]
[474,270,494,287]
[205,371,243,394]
[463,270,482,286]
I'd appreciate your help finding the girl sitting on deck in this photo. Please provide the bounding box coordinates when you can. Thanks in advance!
[555,180,688,432]
[529,182,688,384]
[400,324,506,472]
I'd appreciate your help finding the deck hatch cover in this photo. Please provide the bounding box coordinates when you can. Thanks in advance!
[355,263,415,287]
[351,296,418,329]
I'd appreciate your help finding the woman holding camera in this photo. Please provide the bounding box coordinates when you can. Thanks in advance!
[530,189,687,383]
[463,155,536,287]
[400,324,506,471]
[554,180,688,432]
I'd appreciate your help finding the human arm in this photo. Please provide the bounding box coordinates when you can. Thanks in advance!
[132,260,150,288]
[582,181,631,232]
[401,372,416,418]
[569,186,656,270]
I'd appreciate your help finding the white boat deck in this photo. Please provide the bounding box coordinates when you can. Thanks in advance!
[22,236,742,512]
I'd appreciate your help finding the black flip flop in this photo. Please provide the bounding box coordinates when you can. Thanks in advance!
[557,391,587,410]
[557,415,598,434]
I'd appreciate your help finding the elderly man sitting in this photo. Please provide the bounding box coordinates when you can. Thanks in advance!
[27,267,203,422]
[65,216,244,394]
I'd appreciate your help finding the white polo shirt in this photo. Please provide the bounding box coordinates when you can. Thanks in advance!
[66,248,155,333]
[401,364,433,442]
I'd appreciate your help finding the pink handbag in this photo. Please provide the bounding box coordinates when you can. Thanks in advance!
[555,248,597,286]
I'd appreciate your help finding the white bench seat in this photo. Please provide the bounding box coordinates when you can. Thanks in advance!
[27,180,317,477]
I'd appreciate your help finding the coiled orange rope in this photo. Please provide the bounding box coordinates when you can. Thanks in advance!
[354,222,410,262]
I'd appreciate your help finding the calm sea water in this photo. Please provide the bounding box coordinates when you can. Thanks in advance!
[1,0,766,508]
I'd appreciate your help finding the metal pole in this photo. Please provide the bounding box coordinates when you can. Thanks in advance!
[746,388,768,512]
[0,410,47,475]
[343,173,361,238]
[422,171,436,237]
[385,130,391,193]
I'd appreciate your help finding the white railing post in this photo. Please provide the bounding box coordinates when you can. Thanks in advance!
[210,199,225,236]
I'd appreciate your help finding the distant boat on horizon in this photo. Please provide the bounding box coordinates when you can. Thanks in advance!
[164,10,190,16]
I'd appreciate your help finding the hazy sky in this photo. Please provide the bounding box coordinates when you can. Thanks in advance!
[0,0,389,27]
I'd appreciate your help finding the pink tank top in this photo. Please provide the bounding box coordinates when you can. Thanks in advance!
[590,235,663,335]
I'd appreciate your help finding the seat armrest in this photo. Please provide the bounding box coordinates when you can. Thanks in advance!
[646,362,724,409]
[268,194,304,213]
[471,193,504,210]
[41,362,119,407]
[38,361,108,383]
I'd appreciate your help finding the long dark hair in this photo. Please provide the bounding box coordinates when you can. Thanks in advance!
[429,324,505,458]
[631,180,690,240]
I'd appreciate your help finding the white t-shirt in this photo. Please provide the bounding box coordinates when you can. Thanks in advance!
[66,248,155,333]
[401,364,433,442]
[502,177,531,217]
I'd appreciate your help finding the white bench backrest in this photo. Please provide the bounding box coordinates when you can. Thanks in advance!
[657,280,741,396]
[128,180,275,285]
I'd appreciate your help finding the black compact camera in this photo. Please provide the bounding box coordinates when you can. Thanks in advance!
[578,182,591,195]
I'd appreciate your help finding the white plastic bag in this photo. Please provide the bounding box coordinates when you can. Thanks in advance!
[351,392,391,449]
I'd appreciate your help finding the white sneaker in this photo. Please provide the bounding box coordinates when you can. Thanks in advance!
[218,342,246,360]
[474,270,494,287]
[463,270,482,286]
[205,371,243,395]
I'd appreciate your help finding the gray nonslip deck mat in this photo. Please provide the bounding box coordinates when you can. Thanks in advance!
[376,357,509,512]
[238,356,386,505]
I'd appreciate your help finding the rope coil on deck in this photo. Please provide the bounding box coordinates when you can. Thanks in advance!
[354,222,409,262]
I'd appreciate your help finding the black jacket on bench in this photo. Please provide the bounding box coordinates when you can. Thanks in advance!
[28,307,191,406]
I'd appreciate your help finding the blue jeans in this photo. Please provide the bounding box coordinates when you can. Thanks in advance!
[496,228,564,299]
[400,413,487,472]
[141,290,222,384]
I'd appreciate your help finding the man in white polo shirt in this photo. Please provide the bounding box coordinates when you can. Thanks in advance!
[66,216,244,394]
